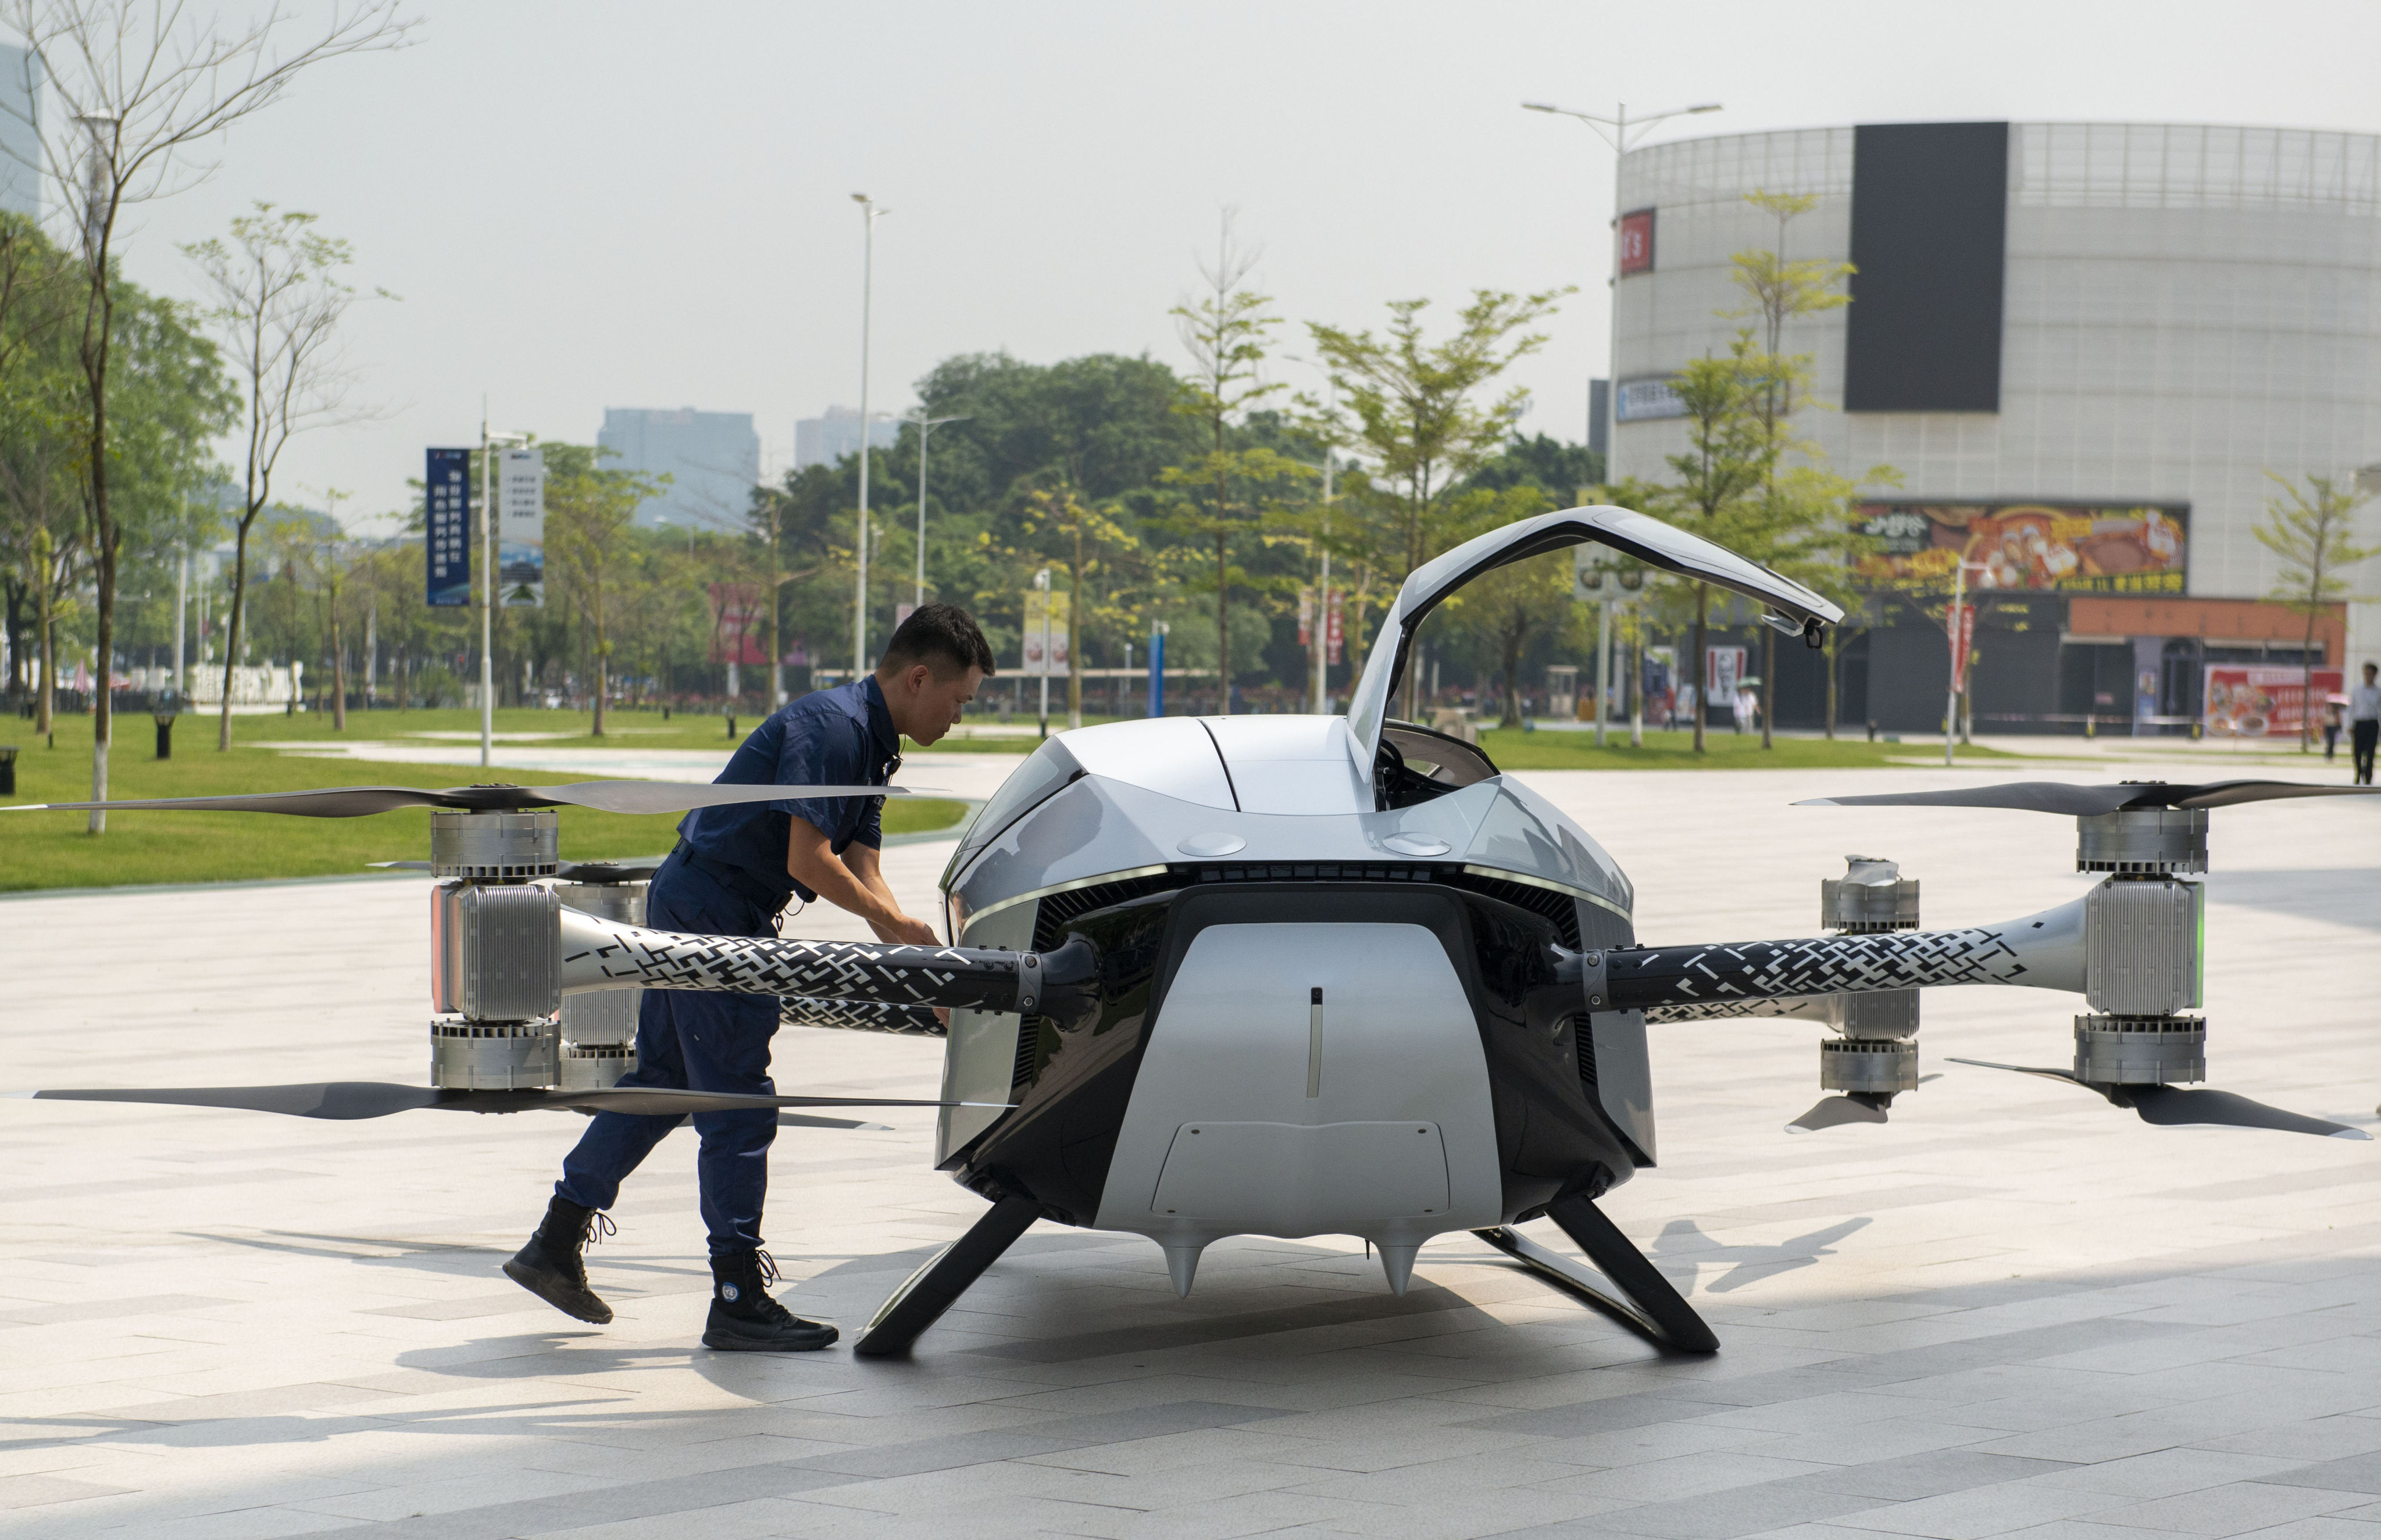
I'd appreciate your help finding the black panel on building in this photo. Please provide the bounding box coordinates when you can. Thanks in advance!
[1844,122,2008,413]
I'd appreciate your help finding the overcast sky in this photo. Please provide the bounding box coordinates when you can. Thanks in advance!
[22,0,2381,535]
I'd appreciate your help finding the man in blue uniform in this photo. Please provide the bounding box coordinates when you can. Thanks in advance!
[505,603,995,1350]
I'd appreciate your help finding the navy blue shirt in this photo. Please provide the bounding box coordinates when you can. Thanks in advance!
[675,677,902,903]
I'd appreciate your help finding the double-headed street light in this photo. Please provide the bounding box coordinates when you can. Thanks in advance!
[1520,98,1720,447]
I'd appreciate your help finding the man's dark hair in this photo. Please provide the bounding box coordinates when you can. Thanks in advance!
[880,601,997,678]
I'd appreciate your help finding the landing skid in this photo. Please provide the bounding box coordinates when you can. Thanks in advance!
[1473,1195,1718,1353]
[852,1192,1040,1357]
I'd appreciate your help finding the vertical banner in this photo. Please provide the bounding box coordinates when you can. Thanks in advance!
[1705,645,1747,700]
[1021,588,1070,676]
[1947,602,1976,689]
[1326,600,1343,666]
[425,448,470,607]
[498,448,545,608]
[1147,626,1166,718]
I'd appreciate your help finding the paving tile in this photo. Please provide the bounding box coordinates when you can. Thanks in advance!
[2086,1480,2371,1534]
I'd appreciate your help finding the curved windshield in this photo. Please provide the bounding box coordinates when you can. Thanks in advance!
[939,735,1086,889]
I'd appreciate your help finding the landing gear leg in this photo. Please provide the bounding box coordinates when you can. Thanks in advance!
[852,1192,1040,1357]
[1473,1194,1718,1353]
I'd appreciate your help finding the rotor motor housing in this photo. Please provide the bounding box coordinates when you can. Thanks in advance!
[1819,856,1921,1094]
[555,879,647,1091]
[2076,807,2207,876]
[2075,1014,2207,1085]
[429,807,561,880]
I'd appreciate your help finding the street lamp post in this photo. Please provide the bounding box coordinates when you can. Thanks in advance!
[906,413,968,610]
[851,194,888,677]
[1520,97,1721,455]
[479,415,529,768]
[1034,567,1052,741]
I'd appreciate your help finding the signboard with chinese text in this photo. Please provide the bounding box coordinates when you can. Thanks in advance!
[498,448,545,608]
[1854,501,2187,594]
[425,448,470,607]
[1021,588,1071,676]
[1618,208,1655,276]
[1297,587,1346,665]
[1615,374,1686,423]
[2205,665,2341,739]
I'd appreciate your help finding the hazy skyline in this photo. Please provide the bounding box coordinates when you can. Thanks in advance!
[15,0,2381,537]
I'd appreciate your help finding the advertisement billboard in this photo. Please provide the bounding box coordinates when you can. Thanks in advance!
[1855,502,2186,594]
[1022,588,1071,676]
[2204,665,2341,739]
[424,448,470,607]
[1618,208,1655,276]
[497,448,546,608]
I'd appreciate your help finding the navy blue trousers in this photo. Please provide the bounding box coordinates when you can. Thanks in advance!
[556,852,781,1256]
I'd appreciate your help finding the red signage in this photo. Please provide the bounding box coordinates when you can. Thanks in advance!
[1618,208,1655,276]
[1947,601,1976,689]
[706,583,770,666]
[2205,666,2341,739]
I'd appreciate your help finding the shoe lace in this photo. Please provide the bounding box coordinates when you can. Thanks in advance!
[580,1211,617,1249]
[741,1249,798,1324]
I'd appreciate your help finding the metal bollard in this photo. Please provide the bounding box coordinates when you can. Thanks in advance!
[726,714,737,739]
[154,711,175,760]
[0,744,16,795]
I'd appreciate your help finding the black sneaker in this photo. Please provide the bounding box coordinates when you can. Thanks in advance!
[504,1196,616,1324]
[702,1248,838,1352]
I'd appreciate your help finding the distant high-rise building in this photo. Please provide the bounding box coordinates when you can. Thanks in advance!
[0,45,42,219]
[596,407,761,530]
[794,405,898,470]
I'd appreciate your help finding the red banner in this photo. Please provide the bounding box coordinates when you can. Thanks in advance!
[706,584,770,666]
[1947,602,1976,689]
[2205,666,2341,739]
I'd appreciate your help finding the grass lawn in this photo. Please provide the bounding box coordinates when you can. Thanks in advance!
[159,702,1058,755]
[0,732,966,892]
[1473,727,2033,771]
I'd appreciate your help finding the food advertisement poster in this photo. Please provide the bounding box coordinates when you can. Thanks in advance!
[1854,502,2187,594]
[2204,665,2342,739]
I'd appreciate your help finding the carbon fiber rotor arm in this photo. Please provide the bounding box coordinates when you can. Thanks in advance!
[1605,897,2085,1014]
[558,906,1095,1021]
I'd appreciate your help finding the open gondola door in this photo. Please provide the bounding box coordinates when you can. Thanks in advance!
[1343,506,1843,804]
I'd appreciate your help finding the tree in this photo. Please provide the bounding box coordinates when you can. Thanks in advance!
[184,204,379,750]
[0,214,80,724]
[4,1,409,827]
[2257,473,2377,751]
[1159,213,1298,715]
[1728,191,1855,747]
[1656,342,1775,753]
[547,444,664,735]
[1020,481,1136,727]
[1306,284,1568,716]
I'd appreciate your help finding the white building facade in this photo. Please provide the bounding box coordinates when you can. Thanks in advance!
[1610,121,2381,733]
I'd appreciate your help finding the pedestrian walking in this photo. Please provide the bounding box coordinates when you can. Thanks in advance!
[2324,696,2345,761]
[2353,663,2381,785]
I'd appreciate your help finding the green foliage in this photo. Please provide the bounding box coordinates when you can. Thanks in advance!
[2257,471,2378,750]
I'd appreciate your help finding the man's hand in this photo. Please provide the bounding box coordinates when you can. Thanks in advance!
[786,818,939,945]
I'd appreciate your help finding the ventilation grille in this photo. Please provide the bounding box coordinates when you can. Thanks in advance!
[1446,871,1583,949]
[1030,871,1190,951]
[1576,1017,1598,1093]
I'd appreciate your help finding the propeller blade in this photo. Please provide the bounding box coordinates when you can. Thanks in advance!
[6,779,930,819]
[1946,1059,2368,1138]
[2119,1085,2370,1139]
[777,1113,891,1131]
[1797,781,2381,816]
[1786,1094,1889,1133]
[4,1082,1011,1121]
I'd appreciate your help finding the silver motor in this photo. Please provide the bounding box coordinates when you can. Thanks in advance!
[1818,856,1919,1098]
[427,807,563,1089]
[554,878,648,1091]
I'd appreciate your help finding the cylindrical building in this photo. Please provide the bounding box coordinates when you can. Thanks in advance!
[1609,121,2381,736]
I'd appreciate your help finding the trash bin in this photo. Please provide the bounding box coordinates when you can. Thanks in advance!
[154,710,177,760]
[0,744,16,796]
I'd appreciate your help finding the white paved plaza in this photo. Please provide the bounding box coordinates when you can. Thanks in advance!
[5,760,2381,1540]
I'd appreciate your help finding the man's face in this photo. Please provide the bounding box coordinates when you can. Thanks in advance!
[885,663,984,748]
[2366,666,2377,684]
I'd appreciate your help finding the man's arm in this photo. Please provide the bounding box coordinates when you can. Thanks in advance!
[786,816,937,946]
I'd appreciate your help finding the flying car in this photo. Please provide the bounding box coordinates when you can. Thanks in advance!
[10,506,2373,1360]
